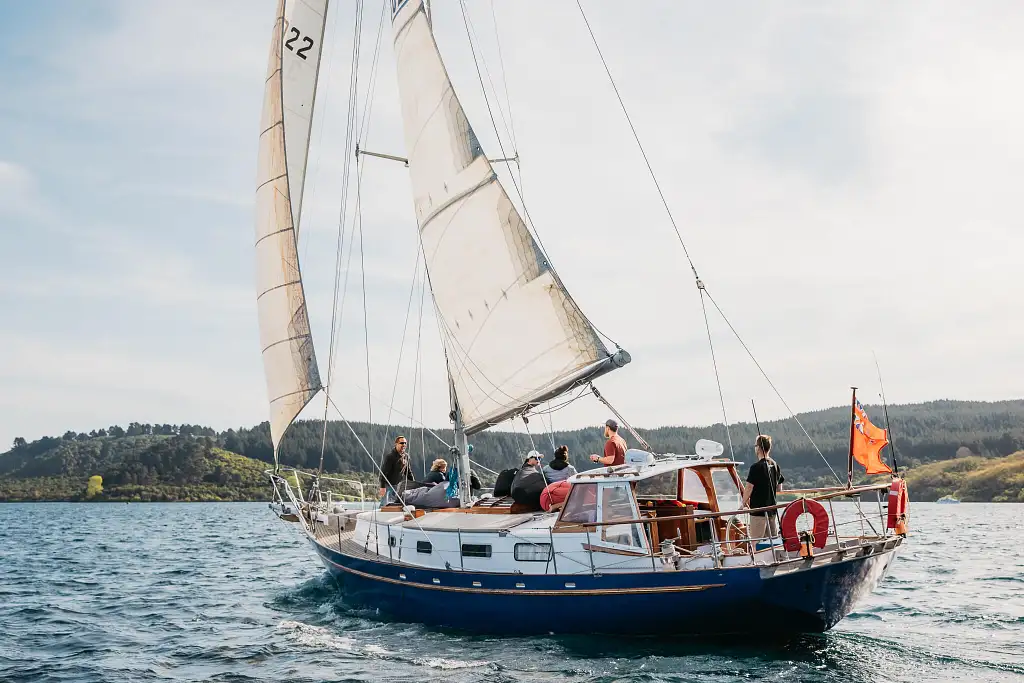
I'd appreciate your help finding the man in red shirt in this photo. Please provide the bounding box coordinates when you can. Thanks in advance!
[590,419,627,466]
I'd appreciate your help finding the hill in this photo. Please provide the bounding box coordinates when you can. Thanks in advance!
[2,398,1022,502]
[0,434,272,502]
[903,451,1024,502]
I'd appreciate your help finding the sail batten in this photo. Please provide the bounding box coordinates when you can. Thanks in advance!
[390,0,627,434]
[255,0,329,455]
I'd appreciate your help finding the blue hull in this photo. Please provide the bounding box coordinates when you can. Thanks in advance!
[310,539,897,635]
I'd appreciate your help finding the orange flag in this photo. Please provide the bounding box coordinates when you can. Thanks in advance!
[852,399,892,475]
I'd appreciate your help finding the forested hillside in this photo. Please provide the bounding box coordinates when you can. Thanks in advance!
[2,399,1022,501]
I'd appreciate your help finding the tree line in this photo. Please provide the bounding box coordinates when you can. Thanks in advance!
[5,399,1022,492]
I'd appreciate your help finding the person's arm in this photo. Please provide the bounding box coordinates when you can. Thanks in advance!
[742,482,754,507]
[590,440,615,465]
[379,453,392,497]
[776,469,785,493]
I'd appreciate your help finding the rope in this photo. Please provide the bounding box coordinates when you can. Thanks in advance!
[699,288,735,461]
[702,290,842,483]
[318,0,364,476]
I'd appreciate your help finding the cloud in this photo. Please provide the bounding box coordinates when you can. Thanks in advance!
[1,1,1022,450]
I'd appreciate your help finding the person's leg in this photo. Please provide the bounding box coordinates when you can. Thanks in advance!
[766,511,780,537]
[748,514,767,542]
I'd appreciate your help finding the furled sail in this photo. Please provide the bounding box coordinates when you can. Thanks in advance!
[255,0,329,453]
[390,0,629,434]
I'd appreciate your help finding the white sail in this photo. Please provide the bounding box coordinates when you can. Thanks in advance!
[390,0,628,434]
[255,0,329,452]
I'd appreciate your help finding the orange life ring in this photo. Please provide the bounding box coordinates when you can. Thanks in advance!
[780,498,830,552]
[887,478,909,531]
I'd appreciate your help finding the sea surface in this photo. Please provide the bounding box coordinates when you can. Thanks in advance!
[1,502,1022,683]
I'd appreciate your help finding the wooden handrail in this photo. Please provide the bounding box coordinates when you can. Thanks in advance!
[579,482,890,528]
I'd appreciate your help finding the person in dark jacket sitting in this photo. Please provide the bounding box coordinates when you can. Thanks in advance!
[424,458,448,484]
[379,435,414,505]
[543,445,577,483]
[510,452,546,509]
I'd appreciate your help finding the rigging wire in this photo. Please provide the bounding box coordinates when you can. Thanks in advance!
[460,2,518,158]
[486,0,526,198]
[411,266,428,477]
[355,159,374,458]
[488,0,519,154]
[543,404,557,453]
[318,1,386,476]
[699,288,735,461]
[322,394,458,568]
[702,290,842,483]
[299,0,344,261]
[378,253,422,455]
[456,0,622,352]
[574,1,840,481]
[319,0,365,476]
[574,0,698,280]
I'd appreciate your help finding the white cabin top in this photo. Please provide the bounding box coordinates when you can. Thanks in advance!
[570,448,743,484]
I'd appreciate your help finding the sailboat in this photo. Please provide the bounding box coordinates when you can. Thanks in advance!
[256,0,909,635]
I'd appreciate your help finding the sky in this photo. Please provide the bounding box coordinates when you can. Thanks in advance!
[1,1,1022,450]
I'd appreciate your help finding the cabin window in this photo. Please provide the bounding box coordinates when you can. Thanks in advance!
[514,543,552,562]
[681,469,710,504]
[636,470,678,499]
[559,483,598,524]
[461,544,492,558]
[599,483,644,548]
[710,468,743,513]
[416,541,432,554]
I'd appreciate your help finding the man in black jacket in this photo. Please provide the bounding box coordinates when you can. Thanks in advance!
[379,435,414,505]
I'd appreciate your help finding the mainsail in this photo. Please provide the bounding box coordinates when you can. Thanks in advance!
[255,0,329,454]
[390,0,629,435]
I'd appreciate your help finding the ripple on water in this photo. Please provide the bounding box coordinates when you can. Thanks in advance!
[2,502,1023,682]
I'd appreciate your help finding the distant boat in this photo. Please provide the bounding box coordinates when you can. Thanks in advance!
[256,0,909,636]
[937,495,961,504]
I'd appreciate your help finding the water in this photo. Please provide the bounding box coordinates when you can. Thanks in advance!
[1,503,1021,683]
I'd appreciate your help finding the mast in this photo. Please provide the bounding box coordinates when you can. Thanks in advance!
[847,387,857,488]
[387,1,630,479]
[255,0,330,462]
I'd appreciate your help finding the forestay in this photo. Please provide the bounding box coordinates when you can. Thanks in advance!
[255,0,329,454]
[390,0,628,434]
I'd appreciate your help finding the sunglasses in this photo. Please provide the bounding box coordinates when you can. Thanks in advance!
[397,441,408,446]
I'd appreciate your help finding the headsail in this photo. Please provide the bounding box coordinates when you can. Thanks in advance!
[255,0,329,454]
[390,0,629,435]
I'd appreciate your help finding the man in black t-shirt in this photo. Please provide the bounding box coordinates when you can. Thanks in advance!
[742,434,785,541]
